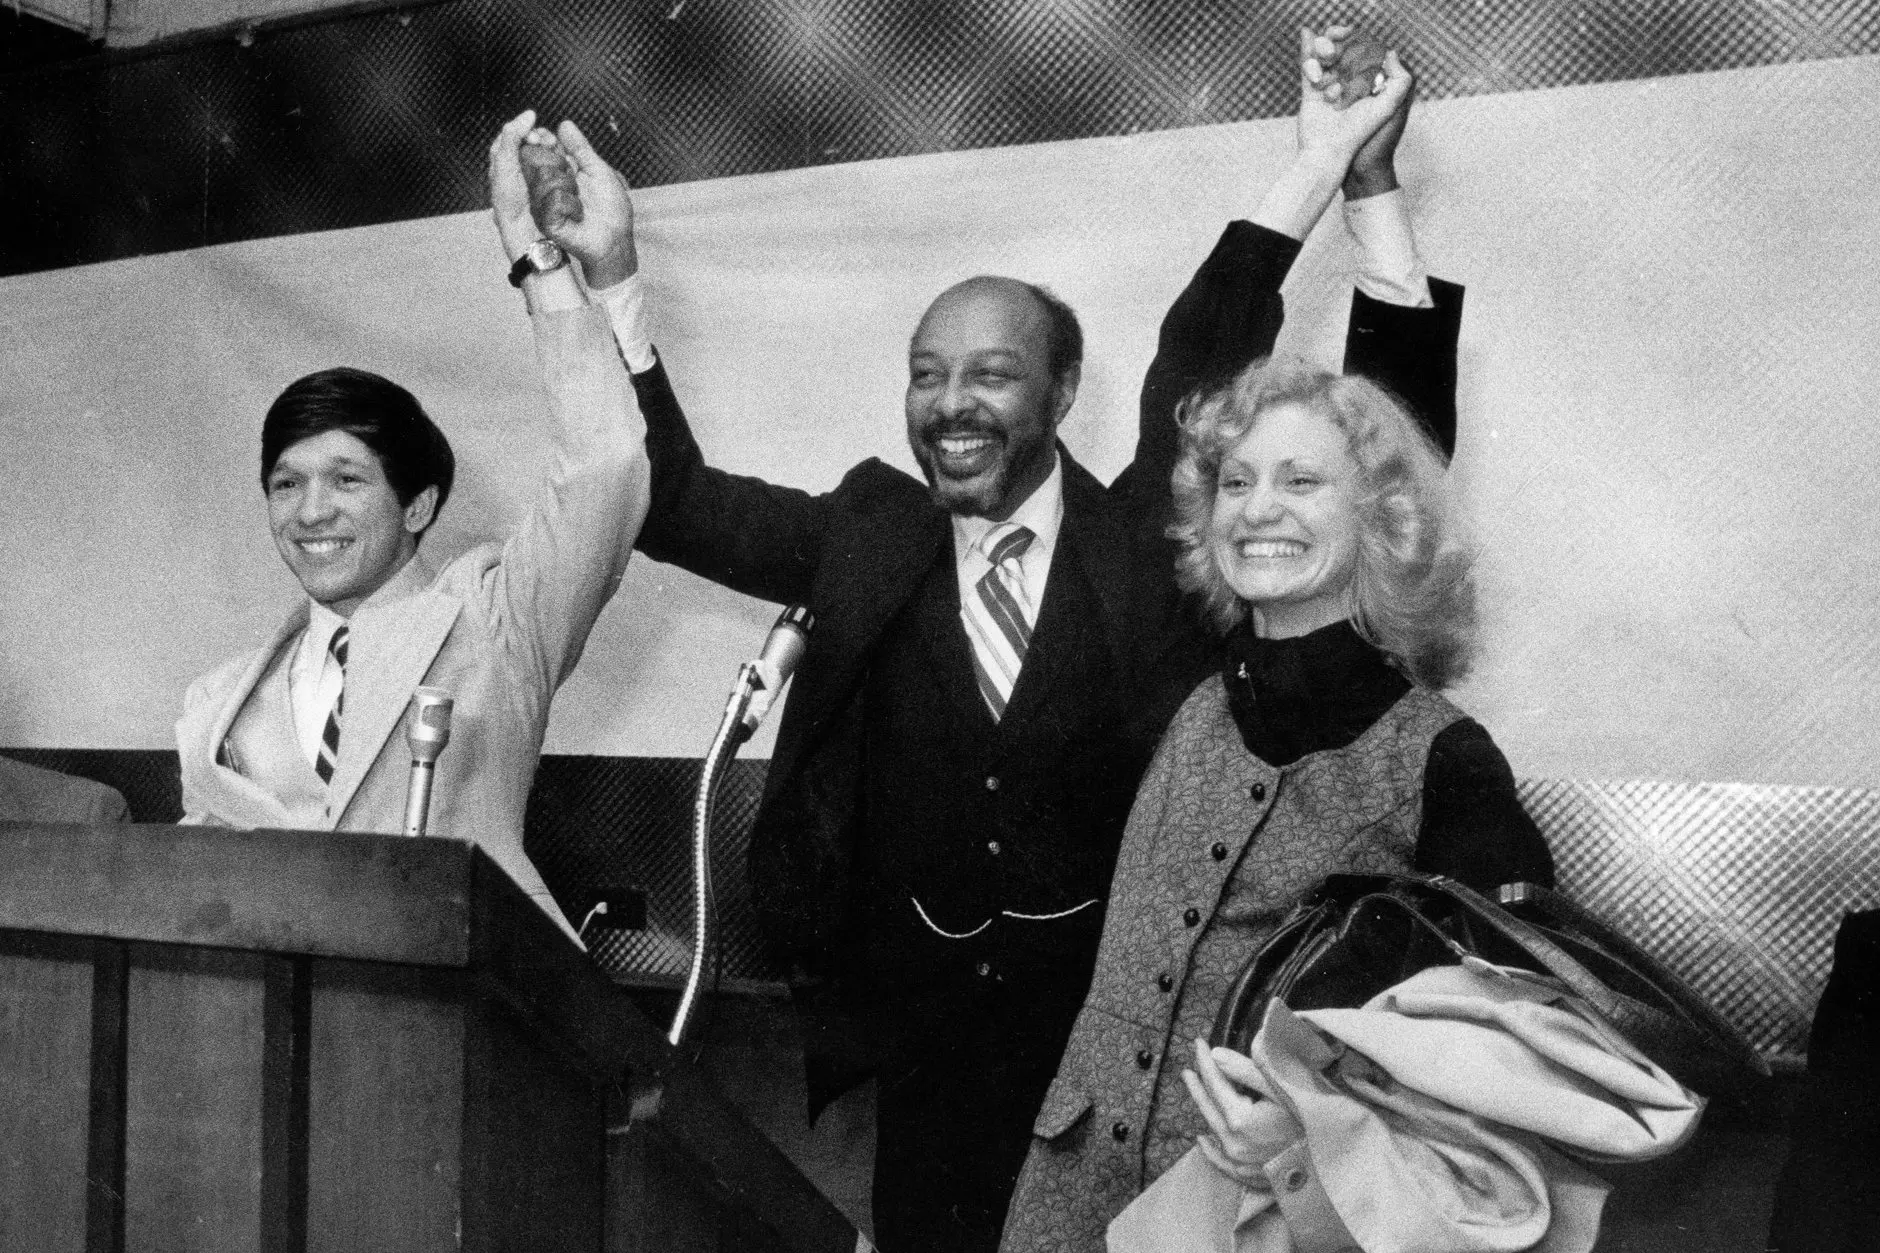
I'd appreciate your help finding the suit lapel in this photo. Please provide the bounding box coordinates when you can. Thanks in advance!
[1055,450,1139,683]
[325,585,462,818]
[768,489,947,785]
[189,607,307,827]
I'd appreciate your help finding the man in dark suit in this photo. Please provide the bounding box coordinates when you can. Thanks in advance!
[536,29,1459,1252]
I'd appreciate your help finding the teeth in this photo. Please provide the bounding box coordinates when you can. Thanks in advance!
[1238,540,1305,558]
[938,436,993,455]
[300,539,349,555]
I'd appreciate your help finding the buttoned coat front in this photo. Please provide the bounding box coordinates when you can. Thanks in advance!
[999,675,1471,1253]
[175,305,649,940]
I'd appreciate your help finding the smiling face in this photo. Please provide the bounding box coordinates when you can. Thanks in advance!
[266,430,435,617]
[905,279,1076,520]
[1206,401,1363,638]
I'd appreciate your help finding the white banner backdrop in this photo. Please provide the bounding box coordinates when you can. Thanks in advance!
[3,55,1877,786]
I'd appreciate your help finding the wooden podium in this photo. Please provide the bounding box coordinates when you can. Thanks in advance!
[0,821,858,1253]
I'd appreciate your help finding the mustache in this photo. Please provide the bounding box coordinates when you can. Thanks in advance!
[918,419,1004,442]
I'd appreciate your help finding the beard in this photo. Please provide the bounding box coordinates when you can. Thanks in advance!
[910,418,1054,520]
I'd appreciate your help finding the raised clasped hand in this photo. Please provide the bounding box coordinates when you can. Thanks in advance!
[1294,24,1413,173]
[487,111,639,288]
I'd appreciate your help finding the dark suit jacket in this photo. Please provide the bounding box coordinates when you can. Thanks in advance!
[629,221,1463,985]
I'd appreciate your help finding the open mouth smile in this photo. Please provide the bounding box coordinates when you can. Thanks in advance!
[928,429,1003,477]
[295,538,353,557]
[1236,539,1307,559]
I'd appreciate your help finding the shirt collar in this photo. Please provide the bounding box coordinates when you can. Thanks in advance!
[304,599,348,656]
[298,546,432,652]
[952,450,1064,566]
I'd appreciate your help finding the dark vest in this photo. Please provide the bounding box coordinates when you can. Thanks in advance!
[845,536,1142,1043]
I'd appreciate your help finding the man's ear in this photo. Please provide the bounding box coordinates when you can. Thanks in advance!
[403,484,440,535]
[1049,363,1082,426]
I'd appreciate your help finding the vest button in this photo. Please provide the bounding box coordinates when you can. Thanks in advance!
[985,776,1000,792]
[976,962,992,978]
[1111,1121,1130,1142]
[1183,907,1201,927]
[1135,1049,1154,1070]
[1250,782,1267,802]
[1210,842,1228,861]
[1156,972,1174,993]
[987,840,1001,855]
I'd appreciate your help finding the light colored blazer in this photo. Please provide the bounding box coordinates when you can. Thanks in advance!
[0,754,131,824]
[176,304,650,941]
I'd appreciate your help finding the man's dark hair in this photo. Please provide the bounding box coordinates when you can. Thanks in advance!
[260,367,456,534]
[1024,281,1084,383]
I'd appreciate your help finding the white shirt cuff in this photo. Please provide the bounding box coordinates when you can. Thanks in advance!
[589,273,657,373]
[1344,189,1434,309]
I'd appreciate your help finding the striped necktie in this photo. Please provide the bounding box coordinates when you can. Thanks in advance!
[315,625,349,785]
[964,523,1036,721]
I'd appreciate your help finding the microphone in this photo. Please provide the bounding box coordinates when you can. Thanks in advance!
[402,687,454,839]
[740,604,814,735]
[668,604,814,1049]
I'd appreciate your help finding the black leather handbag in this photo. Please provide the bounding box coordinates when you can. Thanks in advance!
[1208,872,1769,1088]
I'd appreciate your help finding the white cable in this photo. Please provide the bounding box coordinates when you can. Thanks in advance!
[911,895,992,939]
[1002,899,1099,922]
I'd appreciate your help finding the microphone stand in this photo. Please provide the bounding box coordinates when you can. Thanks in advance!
[668,605,812,1051]
[667,663,758,1049]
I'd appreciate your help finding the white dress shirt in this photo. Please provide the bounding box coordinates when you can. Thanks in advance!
[288,599,349,769]
[949,457,1064,626]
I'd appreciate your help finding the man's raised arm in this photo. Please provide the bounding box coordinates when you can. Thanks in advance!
[483,111,651,691]
[1112,24,1421,504]
[533,121,831,610]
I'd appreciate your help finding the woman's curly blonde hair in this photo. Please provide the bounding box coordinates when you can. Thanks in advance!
[1168,357,1477,689]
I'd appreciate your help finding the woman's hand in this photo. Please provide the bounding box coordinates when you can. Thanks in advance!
[1180,1038,1302,1187]
[1295,26,1412,176]
[1252,27,1413,240]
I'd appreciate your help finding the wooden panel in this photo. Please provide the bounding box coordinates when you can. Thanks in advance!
[0,823,473,967]
[87,942,128,1253]
[258,957,310,1253]
[465,857,857,1253]
[123,945,268,1253]
[460,997,604,1253]
[0,932,95,1253]
[606,1125,719,1253]
[305,960,464,1253]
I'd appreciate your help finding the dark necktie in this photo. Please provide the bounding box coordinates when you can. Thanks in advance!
[315,625,349,785]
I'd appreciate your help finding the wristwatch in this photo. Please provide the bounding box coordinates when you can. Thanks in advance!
[507,239,568,288]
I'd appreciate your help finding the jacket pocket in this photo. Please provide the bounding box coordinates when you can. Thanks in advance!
[1032,1072,1092,1140]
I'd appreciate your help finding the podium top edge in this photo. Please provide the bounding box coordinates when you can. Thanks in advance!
[0,821,482,966]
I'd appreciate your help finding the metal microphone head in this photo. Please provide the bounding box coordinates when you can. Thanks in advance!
[406,687,454,765]
[739,605,814,736]
[756,604,814,691]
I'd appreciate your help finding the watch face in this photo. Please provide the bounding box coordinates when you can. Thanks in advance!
[528,239,566,270]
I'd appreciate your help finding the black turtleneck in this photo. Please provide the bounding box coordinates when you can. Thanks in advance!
[1222,619,1554,892]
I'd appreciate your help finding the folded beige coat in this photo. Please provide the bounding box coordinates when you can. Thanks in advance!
[1107,960,1705,1253]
